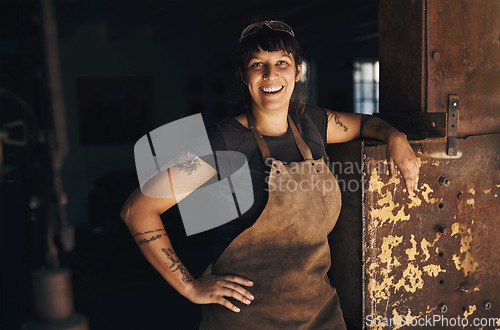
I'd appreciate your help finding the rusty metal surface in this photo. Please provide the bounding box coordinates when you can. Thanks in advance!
[362,134,500,329]
[426,0,500,136]
[379,0,500,136]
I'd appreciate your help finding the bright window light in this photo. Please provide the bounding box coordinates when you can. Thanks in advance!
[353,60,379,114]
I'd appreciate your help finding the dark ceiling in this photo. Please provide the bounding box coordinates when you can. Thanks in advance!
[54,0,379,58]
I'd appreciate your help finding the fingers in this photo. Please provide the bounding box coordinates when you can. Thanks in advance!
[215,296,241,313]
[223,274,253,287]
[396,157,420,195]
[221,277,255,301]
[194,272,255,313]
[388,159,396,181]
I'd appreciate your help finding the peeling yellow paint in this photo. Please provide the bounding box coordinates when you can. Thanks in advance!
[369,190,410,227]
[420,183,438,204]
[451,228,479,275]
[420,233,440,262]
[484,188,491,194]
[405,235,419,260]
[463,305,477,318]
[397,263,424,293]
[451,222,460,236]
[469,188,476,195]
[467,198,475,205]
[379,235,403,271]
[422,264,446,277]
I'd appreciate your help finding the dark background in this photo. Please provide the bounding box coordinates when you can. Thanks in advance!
[0,0,378,329]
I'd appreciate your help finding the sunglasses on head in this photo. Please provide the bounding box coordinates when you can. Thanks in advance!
[239,20,295,43]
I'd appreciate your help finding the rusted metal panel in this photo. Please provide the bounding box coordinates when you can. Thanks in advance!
[363,134,500,329]
[328,134,500,329]
[379,0,500,136]
[426,0,500,136]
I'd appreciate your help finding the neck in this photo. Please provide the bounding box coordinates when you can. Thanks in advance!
[251,104,289,136]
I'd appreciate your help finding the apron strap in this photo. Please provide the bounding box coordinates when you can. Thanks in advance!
[246,111,314,162]
[246,111,272,160]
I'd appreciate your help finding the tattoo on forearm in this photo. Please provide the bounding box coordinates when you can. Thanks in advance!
[136,234,164,246]
[369,122,392,133]
[173,151,202,175]
[328,112,349,132]
[133,228,165,237]
[161,248,193,283]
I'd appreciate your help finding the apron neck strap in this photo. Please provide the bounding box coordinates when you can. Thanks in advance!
[246,111,313,162]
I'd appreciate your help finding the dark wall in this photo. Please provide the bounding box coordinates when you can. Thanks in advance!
[0,1,378,329]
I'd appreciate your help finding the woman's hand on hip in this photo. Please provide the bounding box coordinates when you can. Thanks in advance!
[186,263,254,313]
[386,132,420,195]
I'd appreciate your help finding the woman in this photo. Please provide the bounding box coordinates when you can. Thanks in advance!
[121,21,419,329]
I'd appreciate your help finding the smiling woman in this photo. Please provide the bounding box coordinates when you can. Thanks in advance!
[121,19,419,330]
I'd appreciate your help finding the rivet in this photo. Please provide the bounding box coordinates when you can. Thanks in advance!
[457,192,463,200]
[432,51,441,61]
[484,301,492,310]
[439,303,448,313]
[439,226,451,235]
[438,176,450,187]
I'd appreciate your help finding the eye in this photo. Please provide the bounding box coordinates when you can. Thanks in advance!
[277,60,289,66]
[250,62,263,68]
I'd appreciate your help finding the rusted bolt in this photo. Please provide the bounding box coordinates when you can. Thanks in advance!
[439,226,451,235]
[439,303,448,313]
[438,176,450,186]
[457,192,463,200]
[484,301,492,310]
[431,121,436,127]
[459,284,469,293]
[432,51,441,61]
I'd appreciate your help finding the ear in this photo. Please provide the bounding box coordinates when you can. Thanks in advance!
[239,68,248,85]
[295,62,303,82]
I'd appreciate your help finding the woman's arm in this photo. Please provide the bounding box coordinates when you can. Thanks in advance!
[120,154,254,312]
[325,111,419,195]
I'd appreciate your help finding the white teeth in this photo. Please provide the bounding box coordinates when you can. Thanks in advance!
[261,86,283,93]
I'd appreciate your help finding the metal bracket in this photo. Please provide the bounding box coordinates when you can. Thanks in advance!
[447,95,459,156]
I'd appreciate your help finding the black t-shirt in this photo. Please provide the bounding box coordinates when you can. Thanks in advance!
[199,105,331,263]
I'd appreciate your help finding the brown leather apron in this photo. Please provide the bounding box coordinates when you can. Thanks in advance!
[200,112,346,330]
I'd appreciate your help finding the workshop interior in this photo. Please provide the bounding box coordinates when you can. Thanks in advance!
[0,0,499,329]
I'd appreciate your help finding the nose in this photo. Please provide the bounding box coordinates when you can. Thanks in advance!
[263,65,279,80]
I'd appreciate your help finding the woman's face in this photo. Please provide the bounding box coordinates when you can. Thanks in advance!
[243,49,302,113]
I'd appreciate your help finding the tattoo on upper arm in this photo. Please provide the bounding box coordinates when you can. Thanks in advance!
[161,248,193,283]
[328,112,349,132]
[173,151,202,175]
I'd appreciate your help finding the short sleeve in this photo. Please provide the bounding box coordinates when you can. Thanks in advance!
[303,105,328,146]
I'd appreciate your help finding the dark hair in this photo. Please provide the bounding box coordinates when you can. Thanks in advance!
[233,24,307,117]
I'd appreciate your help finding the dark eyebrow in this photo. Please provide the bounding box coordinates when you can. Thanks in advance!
[249,51,292,61]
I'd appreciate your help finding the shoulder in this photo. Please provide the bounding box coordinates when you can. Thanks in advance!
[206,116,253,152]
[301,104,328,124]
[295,104,328,146]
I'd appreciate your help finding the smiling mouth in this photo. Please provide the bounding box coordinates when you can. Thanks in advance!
[260,86,284,94]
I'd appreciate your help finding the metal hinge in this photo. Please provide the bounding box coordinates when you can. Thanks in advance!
[447,95,459,156]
